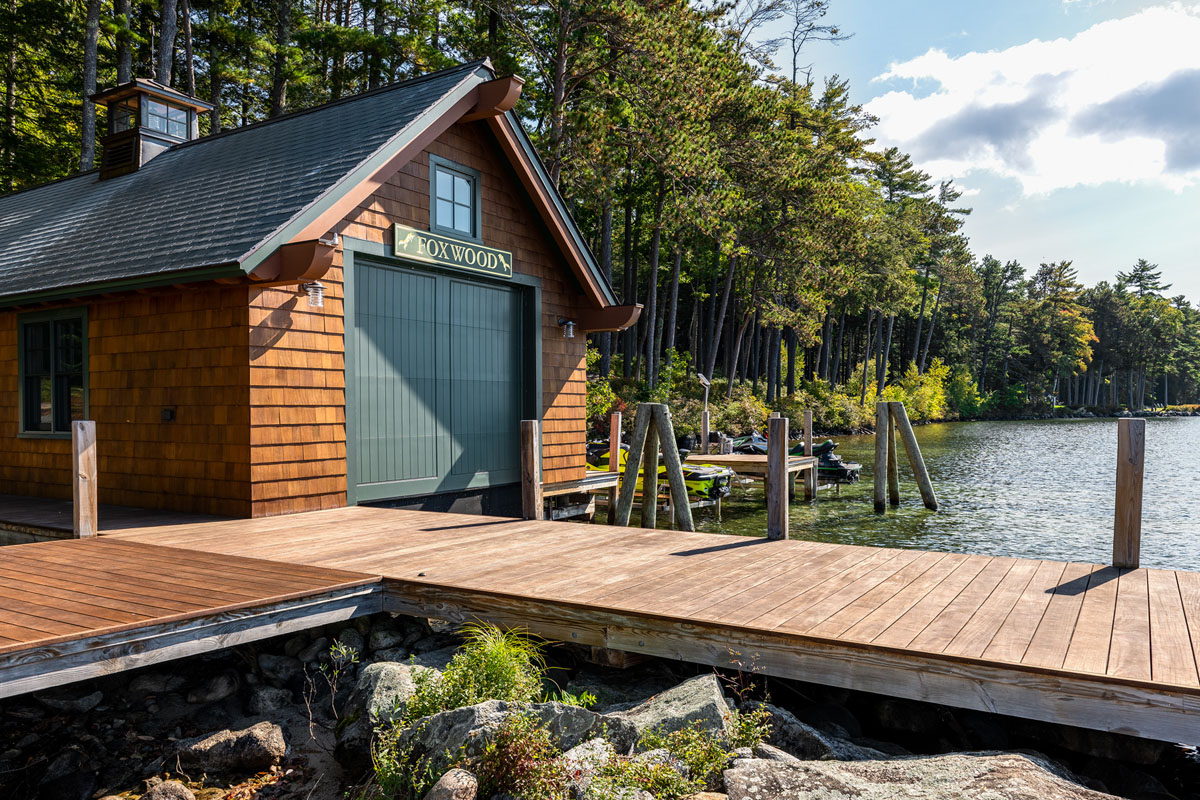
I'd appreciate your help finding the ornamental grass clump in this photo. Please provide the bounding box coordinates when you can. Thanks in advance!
[403,623,546,721]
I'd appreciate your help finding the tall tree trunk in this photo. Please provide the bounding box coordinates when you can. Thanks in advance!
[785,328,796,395]
[877,314,894,394]
[919,285,942,374]
[368,0,385,89]
[620,154,635,378]
[116,0,133,83]
[208,14,223,133]
[912,263,931,364]
[157,0,179,85]
[269,0,292,115]
[80,0,101,171]
[181,0,195,95]
[830,306,846,387]
[644,182,664,388]
[818,314,832,380]
[860,310,874,406]
[597,200,614,376]
[706,251,737,382]
[3,0,17,192]
[663,249,681,355]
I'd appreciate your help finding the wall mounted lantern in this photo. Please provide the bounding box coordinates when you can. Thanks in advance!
[558,317,576,339]
[303,280,325,308]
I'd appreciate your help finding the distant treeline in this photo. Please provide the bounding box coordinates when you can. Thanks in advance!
[2,0,1195,410]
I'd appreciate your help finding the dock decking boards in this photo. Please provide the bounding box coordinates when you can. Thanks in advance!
[97,505,1200,743]
[1,504,1197,741]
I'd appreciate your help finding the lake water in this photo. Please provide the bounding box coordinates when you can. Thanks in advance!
[690,417,1200,572]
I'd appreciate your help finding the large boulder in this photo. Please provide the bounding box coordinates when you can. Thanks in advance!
[176,721,287,774]
[422,768,479,800]
[748,703,883,762]
[335,662,432,773]
[721,752,1118,800]
[610,675,732,740]
[142,781,196,800]
[399,700,637,770]
[562,738,616,799]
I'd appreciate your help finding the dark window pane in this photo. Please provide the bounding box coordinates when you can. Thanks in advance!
[54,373,83,431]
[24,375,51,431]
[68,377,85,422]
[436,168,453,202]
[55,318,83,372]
[23,321,51,375]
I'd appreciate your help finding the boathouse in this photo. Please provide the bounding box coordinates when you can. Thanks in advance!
[0,61,638,519]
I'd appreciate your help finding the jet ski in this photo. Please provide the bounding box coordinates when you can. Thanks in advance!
[730,433,862,485]
[586,442,735,500]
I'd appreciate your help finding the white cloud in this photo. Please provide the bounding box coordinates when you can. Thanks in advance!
[866,4,1200,195]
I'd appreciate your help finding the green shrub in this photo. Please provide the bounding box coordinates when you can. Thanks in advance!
[590,754,700,800]
[404,624,545,722]
[474,713,568,800]
[945,365,982,418]
[639,723,731,791]
[367,721,444,800]
[586,347,620,425]
[727,707,772,749]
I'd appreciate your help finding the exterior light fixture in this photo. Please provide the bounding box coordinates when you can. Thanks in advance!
[303,280,325,308]
[558,317,576,339]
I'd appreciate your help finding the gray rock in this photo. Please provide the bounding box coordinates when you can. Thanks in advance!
[370,628,409,652]
[399,700,637,771]
[345,662,431,725]
[298,636,330,664]
[283,634,308,657]
[337,627,366,655]
[721,752,1118,800]
[249,686,294,715]
[372,646,409,663]
[411,645,459,671]
[612,675,732,740]
[635,748,689,778]
[129,673,187,695]
[749,703,883,761]
[143,780,196,800]
[567,665,680,713]
[751,743,801,766]
[186,670,239,704]
[176,721,287,774]
[422,768,479,800]
[563,738,615,798]
[258,653,303,685]
[37,689,103,714]
[37,748,95,800]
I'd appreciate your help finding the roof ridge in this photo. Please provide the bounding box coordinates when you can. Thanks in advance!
[169,60,492,152]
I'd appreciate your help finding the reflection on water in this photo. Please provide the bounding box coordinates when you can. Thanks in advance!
[692,417,1200,572]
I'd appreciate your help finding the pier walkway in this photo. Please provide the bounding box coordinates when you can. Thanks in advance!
[0,505,1197,743]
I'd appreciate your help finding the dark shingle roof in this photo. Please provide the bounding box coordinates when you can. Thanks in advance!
[0,62,485,302]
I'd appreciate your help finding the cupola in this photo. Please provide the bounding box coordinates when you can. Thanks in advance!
[91,79,213,179]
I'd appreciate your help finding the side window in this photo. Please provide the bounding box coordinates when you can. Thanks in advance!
[429,156,481,241]
[19,310,87,435]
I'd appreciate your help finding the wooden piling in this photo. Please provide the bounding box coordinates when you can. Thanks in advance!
[653,404,695,532]
[520,420,544,520]
[701,410,710,454]
[1113,417,1145,569]
[887,411,900,507]
[888,402,938,511]
[642,422,660,529]
[767,416,789,540]
[614,405,652,527]
[873,403,888,512]
[72,421,98,538]
[607,411,622,525]
[803,409,817,500]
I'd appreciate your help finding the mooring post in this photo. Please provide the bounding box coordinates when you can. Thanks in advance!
[767,415,789,540]
[1113,417,1145,569]
[607,411,622,525]
[701,410,710,454]
[803,409,816,500]
[874,402,889,512]
[72,420,98,538]
[887,411,900,507]
[614,404,652,527]
[520,420,544,520]
[888,402,938,511]
[642,416,661,529]
[653,404,696,532]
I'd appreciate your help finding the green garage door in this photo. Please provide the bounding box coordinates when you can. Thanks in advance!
[349,260,525,502]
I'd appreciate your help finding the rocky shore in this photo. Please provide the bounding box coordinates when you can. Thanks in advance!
[1,612,1197,800]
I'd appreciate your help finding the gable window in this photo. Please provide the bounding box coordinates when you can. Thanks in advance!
[145,98,188,138]
[19,309,87,436]
[429,155,481,241]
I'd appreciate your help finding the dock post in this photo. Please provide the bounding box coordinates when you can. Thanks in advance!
[653,404,695,532]
[888,402,938,511]
[614,404,652,527]
[887,411,900,506]
[72,420,98,538]
[520,420,544,520]
[642,418,660,529]
[607,411,622,525]
[1113,417,1145,569]
[874,403,888,512]
[767,415,789,540]
[803,409,816,500]
[701,410,710,454]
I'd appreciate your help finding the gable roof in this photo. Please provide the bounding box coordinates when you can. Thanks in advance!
[0,61,618,308]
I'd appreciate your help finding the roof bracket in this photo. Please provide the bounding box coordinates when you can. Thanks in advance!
[250,239,336,283]
[460,76,524,123]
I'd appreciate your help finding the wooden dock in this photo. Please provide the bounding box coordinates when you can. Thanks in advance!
[1,505,1198,743]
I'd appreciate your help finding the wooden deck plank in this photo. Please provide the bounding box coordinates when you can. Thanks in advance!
[773,549,926,634]
[1179,571,1200,688]
[1022,561,1095,670]
[870,555,992,649]
[1107,568,1152,682]
[941,558,1041,659]
[908,558,1020,654]
[1061,566,1120,676]
[982,560,1068,664]
[838,552,968,643]
[1147,570,1198,687]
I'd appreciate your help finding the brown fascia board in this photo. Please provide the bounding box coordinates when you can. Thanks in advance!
[250,239,336,283]
[576,304,643,332]
[460,76,525,122]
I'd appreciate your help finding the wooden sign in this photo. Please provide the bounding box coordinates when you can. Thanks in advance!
[393,224,513,279]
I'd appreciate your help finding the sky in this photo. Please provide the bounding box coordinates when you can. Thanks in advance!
[766,0,1200,302]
